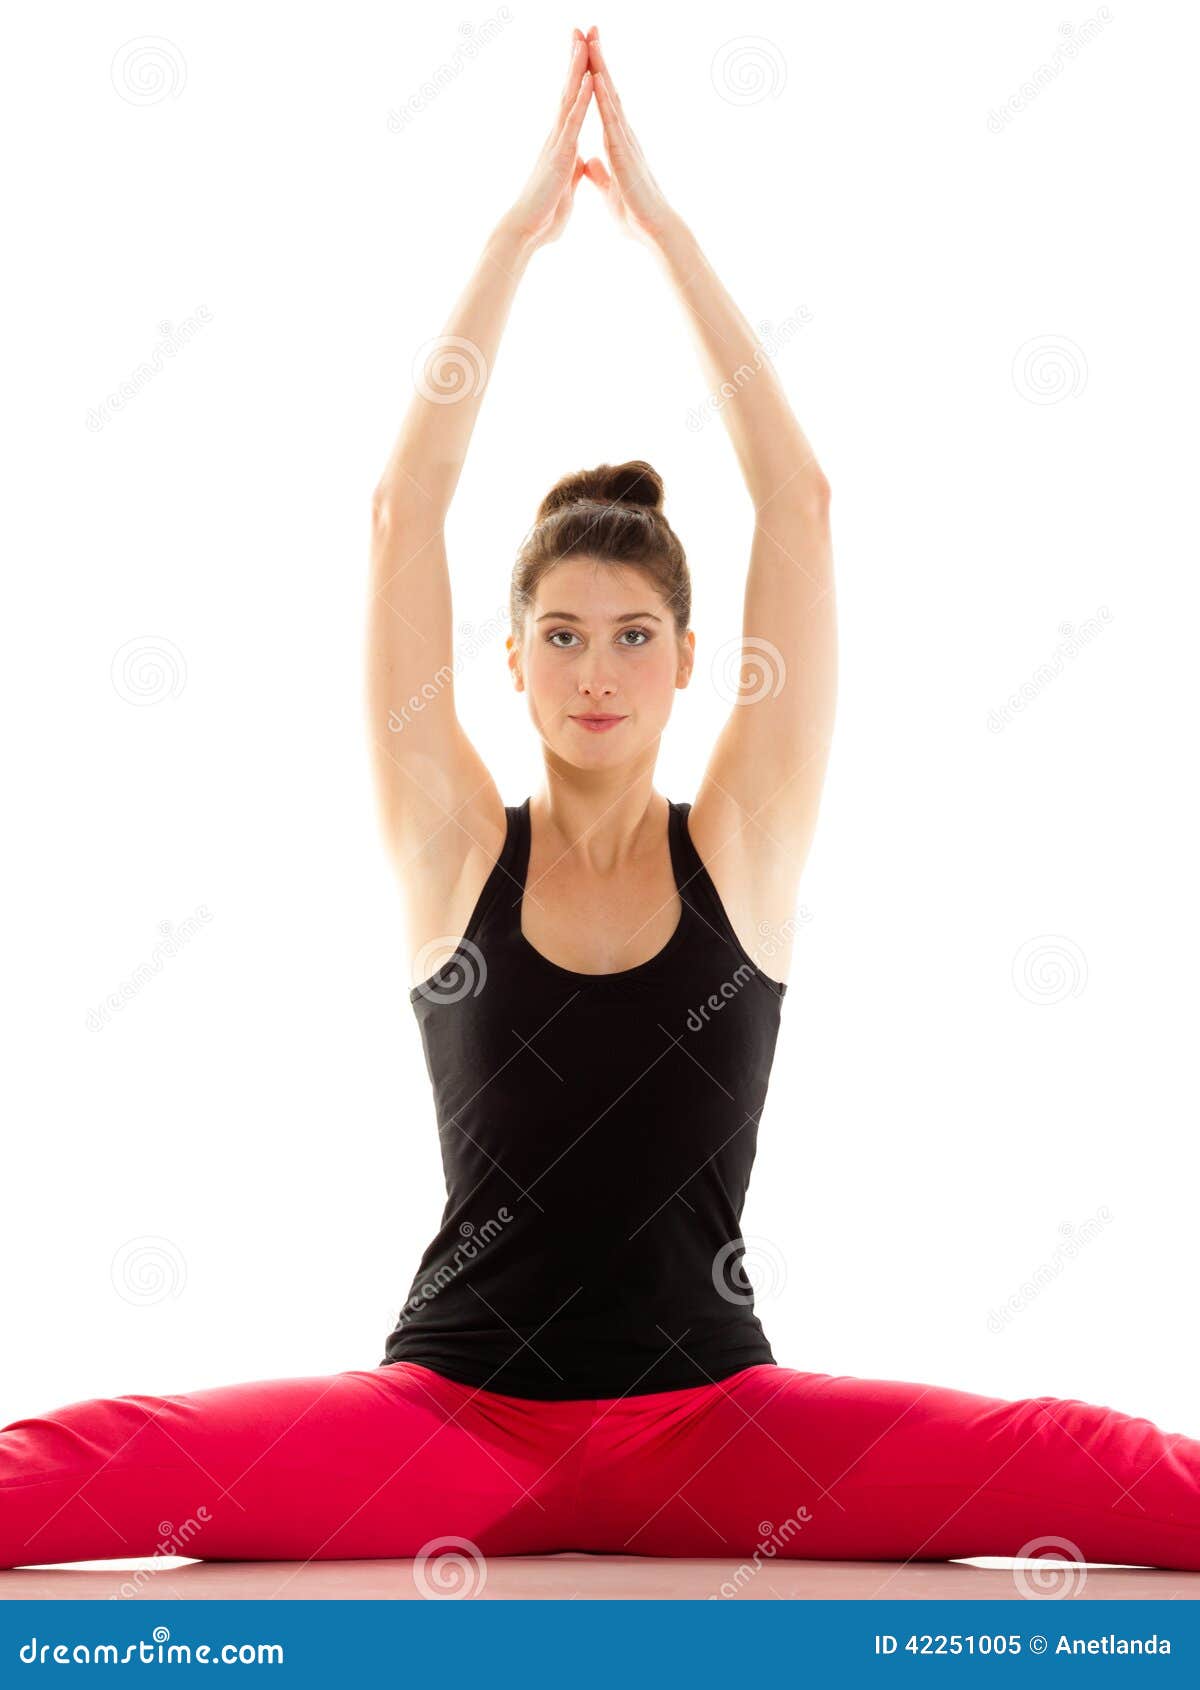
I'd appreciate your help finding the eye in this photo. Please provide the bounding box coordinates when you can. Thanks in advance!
[618,627,653,647]
[546,629,580,648]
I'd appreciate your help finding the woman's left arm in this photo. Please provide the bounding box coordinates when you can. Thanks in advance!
[586,31,836,896]
[656,212,836,874]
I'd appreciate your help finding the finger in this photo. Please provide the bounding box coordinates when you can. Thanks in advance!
[586,29,625,123]
[557,69,593,157]
[583,155,611,192]
[592,67,632,159]
[558,31,588,115]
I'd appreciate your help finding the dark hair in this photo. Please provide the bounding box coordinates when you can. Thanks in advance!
[511,459,691,643]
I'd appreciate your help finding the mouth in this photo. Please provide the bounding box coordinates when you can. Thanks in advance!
[569,713,627,733]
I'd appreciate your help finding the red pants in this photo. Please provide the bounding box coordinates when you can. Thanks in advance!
[4,1360,1200,1572]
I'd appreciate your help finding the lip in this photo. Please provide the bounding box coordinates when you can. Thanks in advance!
[569,714,626,732]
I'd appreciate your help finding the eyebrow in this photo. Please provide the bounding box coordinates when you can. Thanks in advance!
[534,610,664,624]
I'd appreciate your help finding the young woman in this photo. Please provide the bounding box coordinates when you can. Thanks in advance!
[3,28,1200,1579]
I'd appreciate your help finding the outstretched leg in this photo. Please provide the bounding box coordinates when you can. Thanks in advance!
[0,1361,584,1569]
[587,1364,1200,1570]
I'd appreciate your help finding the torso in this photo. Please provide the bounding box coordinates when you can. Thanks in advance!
[385,792,788,1397]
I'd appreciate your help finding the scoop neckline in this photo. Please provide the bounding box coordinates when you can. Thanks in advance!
[513,796,691,986]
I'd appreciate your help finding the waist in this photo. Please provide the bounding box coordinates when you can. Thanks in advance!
[381,1304,777,1400]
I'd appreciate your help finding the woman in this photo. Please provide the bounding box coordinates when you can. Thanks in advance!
[3,28,1199,1579]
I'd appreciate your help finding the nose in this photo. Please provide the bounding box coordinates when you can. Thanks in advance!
[577,668,619,701]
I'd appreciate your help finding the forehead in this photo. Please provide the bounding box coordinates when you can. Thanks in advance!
[533,556,663,613]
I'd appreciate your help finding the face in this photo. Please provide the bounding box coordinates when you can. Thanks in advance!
[508,557,694,764]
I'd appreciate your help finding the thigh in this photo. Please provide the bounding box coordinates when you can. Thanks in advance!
[602,1364,1200,1571]
[0,1361,565,1568]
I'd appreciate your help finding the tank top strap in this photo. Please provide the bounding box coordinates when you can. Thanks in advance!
[667,798,714,910]
[668,798,786,994]
[462,797,529,946]
[498,796,533,934]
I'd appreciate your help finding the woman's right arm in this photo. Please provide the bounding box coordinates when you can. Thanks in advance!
[367,215,536,866]
[367,35,593,875]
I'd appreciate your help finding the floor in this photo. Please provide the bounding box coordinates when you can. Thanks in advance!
[4,1555,1200,1601]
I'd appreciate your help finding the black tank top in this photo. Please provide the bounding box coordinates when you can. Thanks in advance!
[380,795,787,1399]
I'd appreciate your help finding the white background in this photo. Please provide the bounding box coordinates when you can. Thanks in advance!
[3,0,1198,1451]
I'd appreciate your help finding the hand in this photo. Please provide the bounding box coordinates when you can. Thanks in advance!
[504,30,593,250]
[582,27,675,248]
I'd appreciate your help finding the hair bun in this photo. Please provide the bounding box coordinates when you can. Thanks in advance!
[537,459,665,522]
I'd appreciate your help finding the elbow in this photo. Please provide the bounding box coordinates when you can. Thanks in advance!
[371,480,397,530]
[767,461,830,522]
[806,466,832,516]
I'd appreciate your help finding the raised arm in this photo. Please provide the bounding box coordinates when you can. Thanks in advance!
[367,33,593,878]
[584,28,836,920]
